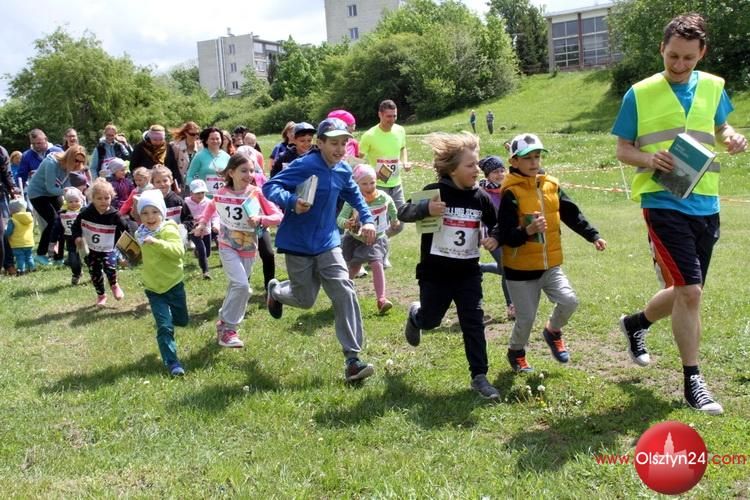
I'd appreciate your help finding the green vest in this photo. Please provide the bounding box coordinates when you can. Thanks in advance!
[631,71,724,201]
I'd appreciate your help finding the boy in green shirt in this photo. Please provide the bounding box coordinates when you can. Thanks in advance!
[136,189,189,376]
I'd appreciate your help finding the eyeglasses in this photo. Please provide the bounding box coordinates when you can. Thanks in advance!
[188,132,200,137]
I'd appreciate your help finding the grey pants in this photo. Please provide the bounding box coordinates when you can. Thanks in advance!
[506,266,579,350]
[272,247,364,358]
[218,248,255,329]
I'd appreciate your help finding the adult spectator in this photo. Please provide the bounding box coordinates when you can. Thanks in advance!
[0,145,16,274]
[486,110,495,135]
[61,128,79,151]
[89,124,133,179]
[359,99,409,215]
[27,145,88,265]
[185,127,231,197]
[469,109,477,133]
[613,13,747,415]
[170,121,203,183]
[231,125,248,148]
[130,124,182,191]
[17,129,63,186]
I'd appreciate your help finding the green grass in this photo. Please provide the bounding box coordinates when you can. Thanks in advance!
[1,70,749,497]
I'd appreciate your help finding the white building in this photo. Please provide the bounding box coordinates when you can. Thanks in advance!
[324,0,403,43]
[197,31,282,97]
[545,2,621,72]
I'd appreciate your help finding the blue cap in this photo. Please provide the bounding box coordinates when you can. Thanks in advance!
[293,122,316,137]
[317,118,352,139]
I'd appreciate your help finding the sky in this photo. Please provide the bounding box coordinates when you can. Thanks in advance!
[0,0,598,101]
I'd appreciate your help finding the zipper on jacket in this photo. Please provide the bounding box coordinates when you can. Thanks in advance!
[536,178,548,269]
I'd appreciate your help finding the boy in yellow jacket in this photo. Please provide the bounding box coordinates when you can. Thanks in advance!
[5,199,35,274]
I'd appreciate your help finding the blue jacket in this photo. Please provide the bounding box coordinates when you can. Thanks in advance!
[263,149,373,256]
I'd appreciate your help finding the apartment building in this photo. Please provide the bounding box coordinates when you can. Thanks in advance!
[324,0,403,43]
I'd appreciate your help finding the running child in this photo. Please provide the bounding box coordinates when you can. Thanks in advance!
[185,179,219,279]
[194,153,282,348]
[263,118,378,382]
[72,178,129,306]
[151,165,194,244]
[136,189,189,376]
[398,132,502,399]
[5,199,35,275]
[60,187,85,284]
[498,133,606,372]
[336,164,399,314]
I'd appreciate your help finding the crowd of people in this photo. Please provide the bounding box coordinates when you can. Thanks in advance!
[0,13,745,414]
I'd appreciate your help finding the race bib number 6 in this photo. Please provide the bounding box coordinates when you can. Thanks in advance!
[81,220,116,252]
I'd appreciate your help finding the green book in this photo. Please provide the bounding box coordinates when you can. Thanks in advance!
[652,133,716,199]
[411,189,442,234]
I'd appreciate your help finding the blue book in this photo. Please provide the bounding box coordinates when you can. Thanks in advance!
[652,133,716,199]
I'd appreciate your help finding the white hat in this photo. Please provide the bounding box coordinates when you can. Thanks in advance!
[137,189,167,219]
[509,133,547,157]
[63,187,84,204]
[108,157,127,173]
[189,179,208,193]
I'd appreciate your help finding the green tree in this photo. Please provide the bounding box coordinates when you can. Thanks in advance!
[609,0,750,94]
[168,65,202,96]
[240,68,273,108]
[488,0,548,74]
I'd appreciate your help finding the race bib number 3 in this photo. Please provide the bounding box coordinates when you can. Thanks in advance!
[215,194,253,232]
[81,220,116,252]
[430,216,480,259]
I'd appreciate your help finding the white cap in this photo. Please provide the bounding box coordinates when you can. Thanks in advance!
[189,179,208,193]
[509,133,547,157]
[137,189,167,219]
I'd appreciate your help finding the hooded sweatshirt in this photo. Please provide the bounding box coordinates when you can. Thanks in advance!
[6,211,35,248]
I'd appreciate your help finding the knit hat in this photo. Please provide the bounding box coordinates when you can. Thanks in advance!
[353,164,376,183]
[68,172,89,189]
[108,158,127,174]
[327,109,356,126]
[137,189,167,219]
[9,199,26,214]
[478,156,505,176]
[63,187,84,204]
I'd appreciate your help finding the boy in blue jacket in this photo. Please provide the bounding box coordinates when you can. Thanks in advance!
[262,118,377,382]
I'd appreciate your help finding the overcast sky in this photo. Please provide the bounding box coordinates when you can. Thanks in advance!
[1,0,597,101]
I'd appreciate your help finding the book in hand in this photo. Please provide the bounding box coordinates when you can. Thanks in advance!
[242,196,261,218]
[295,175,318,206]
[652,133,716,199]
[116,231,141,265]
[410,189,443,234]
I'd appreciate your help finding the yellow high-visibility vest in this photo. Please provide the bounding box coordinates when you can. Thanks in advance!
[631,71,724,201]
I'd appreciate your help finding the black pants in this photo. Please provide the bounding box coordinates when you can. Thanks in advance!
[30,195,62,256]
[65,236,82,278]
[413,273,488,377]
[189,233,212,273]
[257,229,275,290]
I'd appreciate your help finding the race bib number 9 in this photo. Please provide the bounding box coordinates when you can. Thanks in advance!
[215,194,253,232]
[81,220,116,252]
[61,212,78,236]
[206,175,224,195]
[430,215,480,259]
[376,158,399,182]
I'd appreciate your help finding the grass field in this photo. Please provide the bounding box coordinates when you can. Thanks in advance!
[1,71,748,497]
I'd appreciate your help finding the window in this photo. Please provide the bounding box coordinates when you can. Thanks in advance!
[254,42,264,53]
[551,19,582,69]
[254,60,267,72]
[349,27,359,40]
[229,62,237,73]
[347,4,357,17]
[228,44,235,55]
[231,81,239,90]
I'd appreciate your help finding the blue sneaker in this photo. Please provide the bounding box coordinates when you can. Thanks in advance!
[34,255,51,266]
[53,259,65,267]
[543,328,570,363]
[168,362,185,377]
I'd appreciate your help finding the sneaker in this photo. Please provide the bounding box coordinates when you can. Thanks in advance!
[383,257,392,269]
[506,304,516,320]
[685,374,723,415]
[218,330,244,348]
[111,284,124,300]
[5,265,17,276]
[168,362,185,377]
[404,301,421,346]
[71,275,80,286]
[34,255,51,266]
[619,314,650,366]
[345,358,374,382]
[355,268,368,278]
[53,259,65,267]
[471,374,500,400]
[507,349,534,373]
[266,278,283,319]
[377,298,393,315]
[202,272,212,280]
[96,294,107,307]
[543,328,570,363]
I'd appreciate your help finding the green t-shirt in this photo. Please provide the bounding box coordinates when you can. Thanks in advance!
[337,190,398,240]
[359,124,407,188]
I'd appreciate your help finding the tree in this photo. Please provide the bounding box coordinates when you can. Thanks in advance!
[240,68,273,108]
[168,65,202,96]
[609,0,750,94]
[488,0,548,74]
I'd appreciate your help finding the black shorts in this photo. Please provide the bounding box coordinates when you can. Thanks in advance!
[643,208,720,287]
